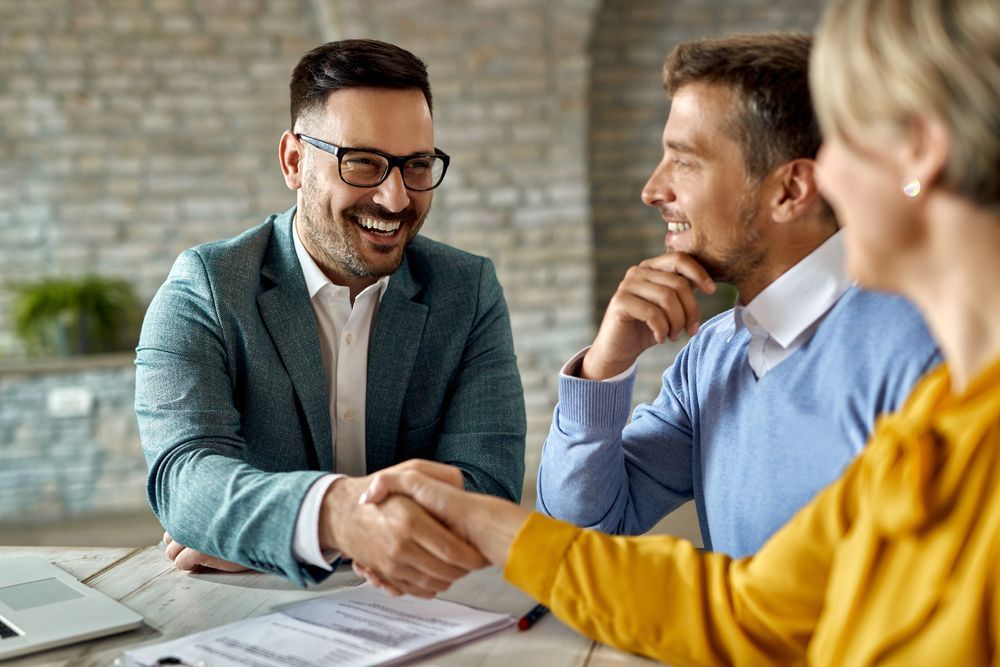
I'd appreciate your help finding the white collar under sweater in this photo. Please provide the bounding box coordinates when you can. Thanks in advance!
[732,231,852,379]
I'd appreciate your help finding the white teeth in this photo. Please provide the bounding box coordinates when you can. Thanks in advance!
[358,217,401,233]
[667,221,691,233]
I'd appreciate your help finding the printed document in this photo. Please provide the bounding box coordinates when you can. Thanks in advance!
[123,584,514,666]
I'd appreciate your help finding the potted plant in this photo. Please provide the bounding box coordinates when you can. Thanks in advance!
[8,276,142,357]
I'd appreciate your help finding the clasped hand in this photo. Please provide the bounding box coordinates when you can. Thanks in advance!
[321,460,487,598]
[161,460,488,599]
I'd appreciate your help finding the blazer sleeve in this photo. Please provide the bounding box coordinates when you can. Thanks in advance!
[506,443,864,666]
[135,249,332,587]
[432,257,526,502]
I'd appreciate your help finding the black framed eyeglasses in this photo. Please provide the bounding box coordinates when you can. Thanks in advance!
[296,134,450,191]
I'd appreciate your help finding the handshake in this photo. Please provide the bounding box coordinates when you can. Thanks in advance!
[163,460,529,598]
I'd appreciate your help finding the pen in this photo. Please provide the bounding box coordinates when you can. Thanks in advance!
[113,656,211,667]
[517,603,549,631]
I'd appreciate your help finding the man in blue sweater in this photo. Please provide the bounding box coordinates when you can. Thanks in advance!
[536,33,941,557]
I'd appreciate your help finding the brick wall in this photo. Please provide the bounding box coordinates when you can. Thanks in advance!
[0,356,144,521]
[0,0,827,522]
[0,0,318,355]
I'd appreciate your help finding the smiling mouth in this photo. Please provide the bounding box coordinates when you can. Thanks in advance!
[356,216,402,235]
[666,221,691,233]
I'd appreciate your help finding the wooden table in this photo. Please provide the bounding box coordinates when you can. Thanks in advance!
[0,546,656,667]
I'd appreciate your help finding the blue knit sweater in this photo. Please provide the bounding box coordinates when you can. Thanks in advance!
[537,287,941,557]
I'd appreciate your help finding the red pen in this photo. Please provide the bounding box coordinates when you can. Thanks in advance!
[517,604,549,631]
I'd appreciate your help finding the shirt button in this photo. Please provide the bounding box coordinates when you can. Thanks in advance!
[744,313,757,327]
[344,409,356,422]
[345,333,353,345]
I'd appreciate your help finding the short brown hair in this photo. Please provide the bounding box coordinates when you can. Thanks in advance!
[663,33,820,181]
[289,39,433,131]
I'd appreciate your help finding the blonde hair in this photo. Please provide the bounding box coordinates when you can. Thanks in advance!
[811,0,1000,208]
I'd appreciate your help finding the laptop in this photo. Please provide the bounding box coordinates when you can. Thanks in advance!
[0,555,144,660]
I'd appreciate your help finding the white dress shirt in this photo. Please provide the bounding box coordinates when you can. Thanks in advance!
[561,231,851,382]
[733,231,851,378]
[290,217,389,569]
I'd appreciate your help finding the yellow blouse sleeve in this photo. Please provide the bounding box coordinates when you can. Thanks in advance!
[505,447,864,666]
[992,539,1000,667]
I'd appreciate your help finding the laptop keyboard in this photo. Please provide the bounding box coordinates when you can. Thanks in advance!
[0,618,18,639]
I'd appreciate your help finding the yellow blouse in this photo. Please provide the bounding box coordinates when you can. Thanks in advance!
[506,359,1000,666]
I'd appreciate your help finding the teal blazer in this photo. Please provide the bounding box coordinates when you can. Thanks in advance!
[135,207,526,586]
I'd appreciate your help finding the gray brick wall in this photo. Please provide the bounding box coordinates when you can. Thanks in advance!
[0,0,828,522]
[0,0,318,355]
[0,357,144,522]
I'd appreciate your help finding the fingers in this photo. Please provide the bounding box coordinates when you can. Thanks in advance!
[639,252,716,295]
[324,474,487,598]
[164,536,185,562]
[611,288,684,343]
[585,252,714,379]
[392,459,465,489]
[360,461,464,504]
[618,265,702,340]
[381,495,487,573]
[360,476,390,504]
[362,476,486,569]
[357,552,454,599]
[634,268,702,337]
[171,547,250,573]
[354,562,405,597]
[352,561,372,581]
[634,255,713,335]
[194,554,251,573]
[360,470,462,521]
[354,540,456,598]
[172,547,205,572]
[163,537,250,573]
[375,561,452,598]
[348,494,486,596]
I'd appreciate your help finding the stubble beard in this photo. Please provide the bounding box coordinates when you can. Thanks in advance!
[298,173,429,280]
[690,188,767,289]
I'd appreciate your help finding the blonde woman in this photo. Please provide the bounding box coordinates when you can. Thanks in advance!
[359,0,1000,663]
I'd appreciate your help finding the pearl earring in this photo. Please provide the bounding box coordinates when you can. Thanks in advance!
[901,177,922,198]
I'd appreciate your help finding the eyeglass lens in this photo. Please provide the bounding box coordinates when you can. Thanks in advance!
[340,150,445,190]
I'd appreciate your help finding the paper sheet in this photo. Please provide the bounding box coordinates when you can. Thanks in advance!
[122,584,514,667]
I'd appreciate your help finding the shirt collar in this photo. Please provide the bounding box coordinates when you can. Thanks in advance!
[292,214,390,301]
[732,231,852,348]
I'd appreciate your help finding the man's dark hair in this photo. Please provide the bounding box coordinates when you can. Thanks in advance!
[289,39,432,130]
[663,33,820,181]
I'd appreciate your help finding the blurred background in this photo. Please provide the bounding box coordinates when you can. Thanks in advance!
[0,0,825,548]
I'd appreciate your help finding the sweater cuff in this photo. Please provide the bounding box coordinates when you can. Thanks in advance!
[558,370,636,429]
[504,512,581,604]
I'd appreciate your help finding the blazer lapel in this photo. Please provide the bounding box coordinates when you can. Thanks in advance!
[366,254,428,473]
[257,209,334,472]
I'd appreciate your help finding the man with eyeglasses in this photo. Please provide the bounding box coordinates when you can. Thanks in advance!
[135,39,525,594]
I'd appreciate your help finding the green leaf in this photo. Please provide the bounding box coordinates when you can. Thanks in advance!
[7,276,142,357]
